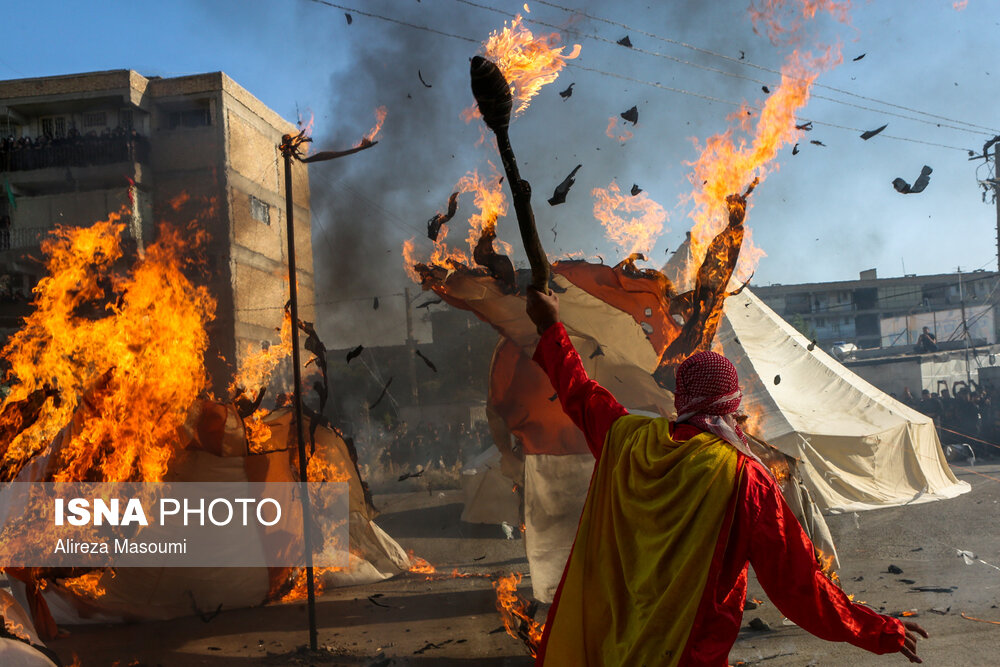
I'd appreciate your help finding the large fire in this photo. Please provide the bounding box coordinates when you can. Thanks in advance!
[0,202,216,484]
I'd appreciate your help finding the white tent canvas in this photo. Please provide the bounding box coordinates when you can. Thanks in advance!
[718,288,970,512]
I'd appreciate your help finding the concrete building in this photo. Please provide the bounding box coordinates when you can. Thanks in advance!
[0,70,314,394]
[753,268,1000,350]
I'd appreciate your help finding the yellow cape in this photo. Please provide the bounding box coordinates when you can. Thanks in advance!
[541,415,739,666]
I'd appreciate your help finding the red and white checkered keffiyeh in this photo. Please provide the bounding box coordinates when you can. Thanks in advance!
[674,350,757,459]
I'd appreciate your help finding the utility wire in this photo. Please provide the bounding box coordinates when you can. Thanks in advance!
[526,0,1000,135]
[300,0,975,152]
[454,0,991,138]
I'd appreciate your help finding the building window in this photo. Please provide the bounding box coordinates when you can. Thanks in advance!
[83,111,107,129]
[41,116,67,138]
[249,195,270,224]
[167,108,211,129]
[119,109,133,130]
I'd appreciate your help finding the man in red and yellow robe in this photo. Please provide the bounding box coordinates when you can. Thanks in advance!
[526,288,928,666]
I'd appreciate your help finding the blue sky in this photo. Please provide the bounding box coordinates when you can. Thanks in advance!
[4,1,998,344]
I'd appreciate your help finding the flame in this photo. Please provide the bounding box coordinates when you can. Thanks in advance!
[361,106,388,145]
[605,116,634,144]
[402,166,510,282]
[0,593,30,641]
[279,566,338,603]
[749,0,851,45]
[59,570,106,600]
[681,47,839,286]
[902,610,918,617]
[0,204,216,483]
[816,549,840,586]
[457,165,511,257]
[494,572,544,655]
[592,180,667,258]
[230,309,293,401]
[407,550,437,574]
[481,8,581,116]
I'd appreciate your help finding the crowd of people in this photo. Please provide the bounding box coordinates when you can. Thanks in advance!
[372,419,493,475]
[0,126,149,171]
[899,382,1000,458]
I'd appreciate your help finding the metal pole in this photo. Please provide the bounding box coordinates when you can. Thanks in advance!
[959,269,972,386]
[995,143,1000,273]
[281,139,318,651]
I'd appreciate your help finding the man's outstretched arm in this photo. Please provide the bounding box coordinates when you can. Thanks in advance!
[527,288,628,458]
[746,463,928,662]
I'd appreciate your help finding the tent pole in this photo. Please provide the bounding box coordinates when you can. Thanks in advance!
[281,137,319,652]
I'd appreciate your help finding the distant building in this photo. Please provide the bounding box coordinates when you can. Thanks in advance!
[0,70,314,394]
[753,268,1000,351]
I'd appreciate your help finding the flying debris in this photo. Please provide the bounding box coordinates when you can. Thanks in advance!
[416,298,442,309]
[630,183,642,196]
[762,85,770,94]
[415,349,438,372]
[739,50,745,60]
[893,165,933,194]
[373,297,380,310]
[853,53,866,61]
[810,140,826,147]
[346,345,364,363]
[620,106,639,125]
[548,164,582,206]
[418,70,432,88]
[398,469,425,482]
[369,377,393,410]
[559,83,574,99]
[774,374,781,385]
[792,143,800,155]
[861,124,888,140]
[795,121,813,131]
[617,35,633,48]
[427,192,459,241]
[345,13,352,24]
[589,345,605,359]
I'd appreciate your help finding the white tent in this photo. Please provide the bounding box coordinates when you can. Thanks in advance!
[718,288,970,512]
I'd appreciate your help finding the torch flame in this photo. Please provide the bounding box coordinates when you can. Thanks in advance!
[592,180,667,258]
[481,8,581,116]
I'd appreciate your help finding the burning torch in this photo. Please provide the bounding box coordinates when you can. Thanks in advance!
[469,56,549,292]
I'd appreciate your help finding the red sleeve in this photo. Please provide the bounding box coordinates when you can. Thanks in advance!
[531,323,628,458]
[745,462,905,655]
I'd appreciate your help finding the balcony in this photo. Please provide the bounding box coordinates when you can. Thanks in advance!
[0,134,150,173]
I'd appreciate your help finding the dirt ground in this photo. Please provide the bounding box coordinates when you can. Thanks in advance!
[46,463,1000,667]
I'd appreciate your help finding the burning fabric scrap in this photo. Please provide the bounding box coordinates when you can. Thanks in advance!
[427,192,459,241]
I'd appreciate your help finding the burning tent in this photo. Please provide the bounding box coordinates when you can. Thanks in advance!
[0,210,409,636]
